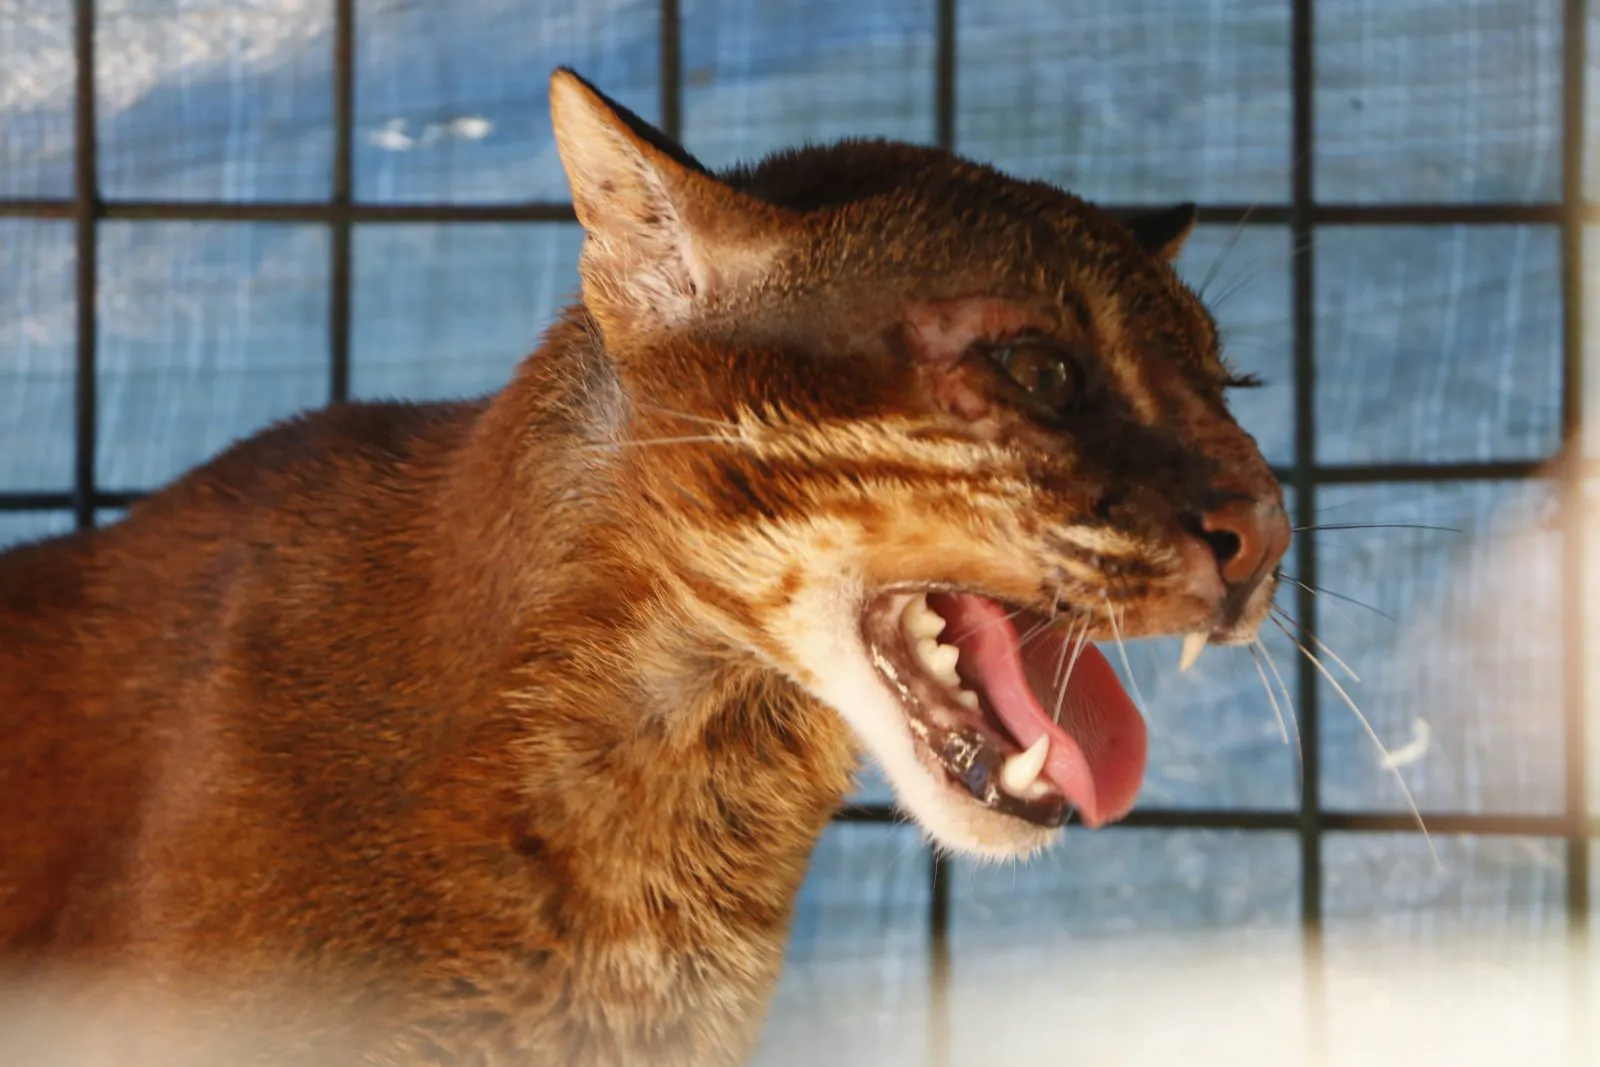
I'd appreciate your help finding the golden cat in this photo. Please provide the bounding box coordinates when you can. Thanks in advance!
[0,69,1288,1065]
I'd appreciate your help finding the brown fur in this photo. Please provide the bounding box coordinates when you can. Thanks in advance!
[0,70,1285,1065]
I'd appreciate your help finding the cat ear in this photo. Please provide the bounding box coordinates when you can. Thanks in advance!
[548,68,791,344]
[1122,203,1198,261]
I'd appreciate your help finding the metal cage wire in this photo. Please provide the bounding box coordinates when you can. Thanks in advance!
[0,1,1590,1062]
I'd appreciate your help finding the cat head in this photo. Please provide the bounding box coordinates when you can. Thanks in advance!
[548,69,1289,860]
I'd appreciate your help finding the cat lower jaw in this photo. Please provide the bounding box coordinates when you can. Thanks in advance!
[803,578,1151,861]
[858,592,1072,830]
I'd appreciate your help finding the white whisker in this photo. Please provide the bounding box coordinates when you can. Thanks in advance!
[1247,642,1291,746]
[1272,616,1439,869]
[1254,637,1302,779]
[1278,575,1371,630]
[632,401,742,432]
[1273,606,1361,683]
[1054,616,1092,726]
[1048,616,1078,725]
[1050,615,1077,689]
[1062,616,1091,687]
[1102,596,1150,724]
[1017,618,1055,649]
[880,828,926,882]
[577,434,752,453]
[946,606,1028,645]
[1278,573,1398,624]
[1197,202,1258,299]
[1208,240,1312,311]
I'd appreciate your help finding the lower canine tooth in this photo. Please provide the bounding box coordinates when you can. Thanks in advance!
[956,690,980,710]
[1000,735,1050,796]
[1023,779,1057,800]
[1178,631,1207,673]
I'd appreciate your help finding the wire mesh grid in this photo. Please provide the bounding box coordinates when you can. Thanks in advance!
[0,1,1590,1063]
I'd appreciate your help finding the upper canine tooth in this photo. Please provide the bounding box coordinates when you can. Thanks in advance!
[1178,631,1207,674]
[916,637,960,679]
[901,593,947,640]
[1000,735,1050,796]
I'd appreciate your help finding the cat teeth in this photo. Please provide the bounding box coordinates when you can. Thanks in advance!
[1023,778,1057,800]
[1000,735,1050,797]
[1178,631,1208,673]
[902,594,984,708]
[900,593,947,640]
[915,637,961,684]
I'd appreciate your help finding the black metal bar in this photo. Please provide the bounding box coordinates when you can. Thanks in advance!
[0,492,75,512]
[329,0,354,405]
[71,0,98,532]
[1317,811,1579,836]
[1561,1,1590,897]
[1130,203,1572,226]
[927,849,950,1067]
[659,0,681,141]
[1559,2,1590,1062]
[1311,203,1567,225]
[1287,458,1551,484]
[0,200,579,223]
[838,802,1590,837]
[935,0,956,150]
[0,490,141,512]
[0,199,74,218]
[0,199,1581,226]
[1288,0,1325,1062]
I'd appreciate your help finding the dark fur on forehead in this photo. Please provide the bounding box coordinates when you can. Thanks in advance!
[720,140,988,212]
[719,140,1186,281]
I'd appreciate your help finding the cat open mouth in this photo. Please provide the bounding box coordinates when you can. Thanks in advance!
[861,590,1148,830]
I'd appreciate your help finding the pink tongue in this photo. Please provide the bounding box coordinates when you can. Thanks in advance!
[928,593,1148,828]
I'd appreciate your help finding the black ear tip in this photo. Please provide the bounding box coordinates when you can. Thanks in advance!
[553,66,596,92]
[1155,202,1198,227]
[549,66,708,176]
[551,67,611,106]
[1122,201,1199,258]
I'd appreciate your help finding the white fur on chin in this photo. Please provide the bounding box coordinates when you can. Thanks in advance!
[779,579,1059,864]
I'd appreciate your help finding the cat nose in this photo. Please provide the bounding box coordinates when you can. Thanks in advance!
[1195,499,1291,589]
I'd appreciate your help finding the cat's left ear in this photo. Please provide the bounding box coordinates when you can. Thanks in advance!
[549,68,794,346]
[1122,203,1198,261]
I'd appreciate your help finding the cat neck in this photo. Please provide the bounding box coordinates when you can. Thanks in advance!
[426,315,858,936]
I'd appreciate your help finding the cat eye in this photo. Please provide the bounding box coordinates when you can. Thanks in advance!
[987,339,1082,411]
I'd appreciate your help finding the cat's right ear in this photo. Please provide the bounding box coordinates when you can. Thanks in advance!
[549,68,793,346]
[1121,203,1198,262]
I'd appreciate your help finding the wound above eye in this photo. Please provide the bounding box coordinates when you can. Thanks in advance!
[901,297,1061,428]
[901,297,1056,368]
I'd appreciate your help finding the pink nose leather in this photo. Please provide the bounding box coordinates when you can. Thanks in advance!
[1200,499,1291,587]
